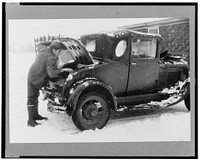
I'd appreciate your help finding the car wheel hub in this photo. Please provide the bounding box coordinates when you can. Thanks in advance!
[83,103,99,119]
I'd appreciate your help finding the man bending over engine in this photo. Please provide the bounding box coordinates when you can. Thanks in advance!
[27,40,71,127]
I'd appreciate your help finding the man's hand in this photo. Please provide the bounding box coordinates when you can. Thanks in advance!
[59,68,73,78]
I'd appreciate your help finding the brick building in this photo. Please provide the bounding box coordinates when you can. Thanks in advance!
[119,18,190,62]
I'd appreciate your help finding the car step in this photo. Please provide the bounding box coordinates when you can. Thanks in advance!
[117,93,169,106]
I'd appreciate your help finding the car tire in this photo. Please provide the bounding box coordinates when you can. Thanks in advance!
[72,92,110,131]
[184,94,190,111]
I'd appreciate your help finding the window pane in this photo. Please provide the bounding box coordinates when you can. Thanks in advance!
[85,40,96,52]
[115,40,127,57]
[149,29,158,34]
[131,39,157,59]
[148,26,159,34]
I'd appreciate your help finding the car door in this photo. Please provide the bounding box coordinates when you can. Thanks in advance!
[127,37,160,95]
[99,39,130,97]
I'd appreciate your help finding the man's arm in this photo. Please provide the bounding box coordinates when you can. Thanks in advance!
[46,57,62,78]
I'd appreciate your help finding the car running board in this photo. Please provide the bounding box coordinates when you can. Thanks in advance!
[117,93,169,106]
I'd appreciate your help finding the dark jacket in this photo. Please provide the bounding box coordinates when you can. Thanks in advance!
[28,44,62,88]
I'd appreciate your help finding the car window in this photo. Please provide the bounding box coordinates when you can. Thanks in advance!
[131,38,157,59]
[115,40,127,57]
[85,40,96,52]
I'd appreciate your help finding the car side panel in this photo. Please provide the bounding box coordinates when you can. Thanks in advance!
[98,62,129,97]
[127,58,160,95]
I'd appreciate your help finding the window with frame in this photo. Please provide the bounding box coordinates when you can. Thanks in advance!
[148,26,159,34]
[85,40,96,52]
[131,38,157,59]
[115,40,127,58]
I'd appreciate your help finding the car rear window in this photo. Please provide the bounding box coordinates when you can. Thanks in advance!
[85,40,96,52]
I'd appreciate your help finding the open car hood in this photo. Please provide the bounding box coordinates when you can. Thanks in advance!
[58,37,94,67]
[34,36,94,68]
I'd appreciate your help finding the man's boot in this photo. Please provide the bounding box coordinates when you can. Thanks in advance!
[27,105,40,127]
[33,102,48,121]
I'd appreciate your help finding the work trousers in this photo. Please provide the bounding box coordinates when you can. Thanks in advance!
[27,80,40,107]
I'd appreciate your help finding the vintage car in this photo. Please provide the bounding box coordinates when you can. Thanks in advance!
[35,29,190,131]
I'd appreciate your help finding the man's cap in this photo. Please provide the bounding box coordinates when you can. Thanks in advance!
[51,40,67,50]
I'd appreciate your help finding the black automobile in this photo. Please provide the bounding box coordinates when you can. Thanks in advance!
[35,30,190,131]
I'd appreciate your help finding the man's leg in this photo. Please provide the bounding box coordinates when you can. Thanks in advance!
[27,81,40,127]
[27,105,39,127]
[33,101,48,121]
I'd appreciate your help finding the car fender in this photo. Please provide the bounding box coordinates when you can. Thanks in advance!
[179,77,190,98]
[65,77,117,115]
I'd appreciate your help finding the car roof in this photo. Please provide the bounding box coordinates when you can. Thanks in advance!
[81,29,163,40]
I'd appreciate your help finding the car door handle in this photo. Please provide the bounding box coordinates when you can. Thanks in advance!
[131,63,136,66]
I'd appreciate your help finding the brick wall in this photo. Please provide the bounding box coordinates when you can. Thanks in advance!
[159,23,190,54]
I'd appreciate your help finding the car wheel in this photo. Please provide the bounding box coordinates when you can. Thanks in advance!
[72,92,110,131]
[184,94,190,111]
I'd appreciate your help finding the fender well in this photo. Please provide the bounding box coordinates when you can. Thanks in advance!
[66,79,117,116]
[79,84,117,110]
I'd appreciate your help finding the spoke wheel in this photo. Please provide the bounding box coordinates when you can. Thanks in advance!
[72,92,110,131]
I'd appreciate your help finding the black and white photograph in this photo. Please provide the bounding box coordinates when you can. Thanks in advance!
[3,3,197,158]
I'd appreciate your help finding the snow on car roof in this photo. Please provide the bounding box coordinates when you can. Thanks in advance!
[81,29,163,39]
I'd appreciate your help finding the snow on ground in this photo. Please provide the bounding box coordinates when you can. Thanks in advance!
[9,53,191,143]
